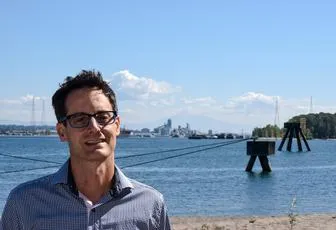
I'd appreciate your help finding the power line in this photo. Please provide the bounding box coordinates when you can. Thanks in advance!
[0,164,61,175]
[121,138,250,169]
[0,138,251,174]
[116,139,246,160]
[0,153,63,164]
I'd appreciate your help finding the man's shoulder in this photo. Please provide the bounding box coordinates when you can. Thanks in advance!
[8,174,53,198]
[128,178,165,201]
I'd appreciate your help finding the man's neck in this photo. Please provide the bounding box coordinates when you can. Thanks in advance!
[70,157,115,204]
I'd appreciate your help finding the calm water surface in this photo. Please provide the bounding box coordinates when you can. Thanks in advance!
[1,136,336,216]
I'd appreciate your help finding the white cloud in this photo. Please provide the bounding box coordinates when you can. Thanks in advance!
[119,108,135,114]
[313,105,336,113]
[117,85,319,132]
[110,70,182,101]
[0,94,44,106]
[20,94,41,102]
[2,71,334,133]
[0,88,320,133]
[0,99,22,105]
[0,95,55,125]
[181,97,217,106]
[150,98,174,107]
[230,92,275,104]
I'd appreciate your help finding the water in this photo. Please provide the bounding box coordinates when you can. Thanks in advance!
[1,136,336,216]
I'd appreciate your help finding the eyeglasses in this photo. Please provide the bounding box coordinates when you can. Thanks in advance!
[60,111,118,128]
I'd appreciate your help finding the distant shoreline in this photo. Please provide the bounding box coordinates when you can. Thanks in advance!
[0,134,58,137]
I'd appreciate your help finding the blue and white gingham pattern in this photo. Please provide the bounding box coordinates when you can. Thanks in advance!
[0,161,171,230]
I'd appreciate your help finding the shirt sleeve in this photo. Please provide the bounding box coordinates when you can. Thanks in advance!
[160,203,171,230]
[157,196,171,230]
[1,193,23,230]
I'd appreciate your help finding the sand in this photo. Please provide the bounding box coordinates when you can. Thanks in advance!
[171,214,336,230]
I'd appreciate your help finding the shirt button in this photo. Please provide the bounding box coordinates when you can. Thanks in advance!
[91,208,96,213]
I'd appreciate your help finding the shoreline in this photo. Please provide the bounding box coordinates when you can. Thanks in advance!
[1,213,335,229]
[171,213,336,229]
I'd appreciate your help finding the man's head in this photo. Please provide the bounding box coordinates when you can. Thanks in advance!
[52,70,120,163]
[52,70,118,122]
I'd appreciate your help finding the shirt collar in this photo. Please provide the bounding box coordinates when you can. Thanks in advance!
[51,159,134,194]
[51,159,69,185]
[113,164,134,192]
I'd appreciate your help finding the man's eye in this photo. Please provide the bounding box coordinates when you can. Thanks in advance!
[97,115,110,121]
[72,116,87,123]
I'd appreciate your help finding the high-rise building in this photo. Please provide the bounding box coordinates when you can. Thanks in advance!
[208,129,213,135]
[167,119,172,129]
[153,119,172,136]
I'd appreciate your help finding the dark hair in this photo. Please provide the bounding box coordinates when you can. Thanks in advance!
[52,70,118,122]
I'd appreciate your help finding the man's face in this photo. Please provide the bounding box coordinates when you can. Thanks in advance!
[57,87,120,162]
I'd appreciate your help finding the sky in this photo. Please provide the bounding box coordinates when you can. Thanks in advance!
[1,1,336,133]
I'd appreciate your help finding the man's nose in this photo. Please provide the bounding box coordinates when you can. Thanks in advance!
[87,117,101,131]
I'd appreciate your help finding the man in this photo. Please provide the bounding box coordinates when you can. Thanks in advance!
[1,70,171,229]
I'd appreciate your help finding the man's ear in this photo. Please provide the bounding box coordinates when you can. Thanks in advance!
[56,123,68,142]
[115,116,121,136]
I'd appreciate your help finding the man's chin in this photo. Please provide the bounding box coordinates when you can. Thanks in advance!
[86,149,113,160]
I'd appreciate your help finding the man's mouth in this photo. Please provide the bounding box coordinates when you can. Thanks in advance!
[85,139,105,145]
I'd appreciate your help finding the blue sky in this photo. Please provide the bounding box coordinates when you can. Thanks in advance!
[1,1,336,133]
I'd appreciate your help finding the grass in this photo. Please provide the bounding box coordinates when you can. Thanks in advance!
[288,195,298,230]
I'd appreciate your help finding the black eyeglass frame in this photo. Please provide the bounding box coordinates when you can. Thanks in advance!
[59,111,118,128]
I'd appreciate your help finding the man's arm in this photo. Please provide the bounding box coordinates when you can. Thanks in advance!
[157,196,171,230]
[1,194,23,230]
[159,203,171,230]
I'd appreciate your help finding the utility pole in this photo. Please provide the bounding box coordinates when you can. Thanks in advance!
[274,97,280,127]
[41,99,46,126]
[309,96,313,114]
[31,96,36,133]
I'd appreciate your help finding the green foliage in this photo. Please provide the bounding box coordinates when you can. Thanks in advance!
[252,124,281,137]
[290,112,336,139]
[253,112,336,139]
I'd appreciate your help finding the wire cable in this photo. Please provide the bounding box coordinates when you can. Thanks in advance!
[121,138,250,169]
[0,138,251,174]
[116,138,250,160]
[0,152,63,164]
[0,164,62,175]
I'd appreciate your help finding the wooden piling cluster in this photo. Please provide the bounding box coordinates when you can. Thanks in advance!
[245,122,311,172]
[245,140,275,172]
[278,122,311,152]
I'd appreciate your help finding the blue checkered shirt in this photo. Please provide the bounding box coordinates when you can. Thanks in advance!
[0,160,171,230]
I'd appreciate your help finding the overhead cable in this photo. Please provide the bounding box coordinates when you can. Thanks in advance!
[0,152,63,164]
[0,164,62,175]
[121,138,250,169]
[116,138,249,160]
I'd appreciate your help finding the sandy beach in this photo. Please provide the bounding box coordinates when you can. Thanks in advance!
[171,214,336,230]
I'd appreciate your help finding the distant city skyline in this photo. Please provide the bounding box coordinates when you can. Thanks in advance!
[1,1,336,133]
[0,76,322,133]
